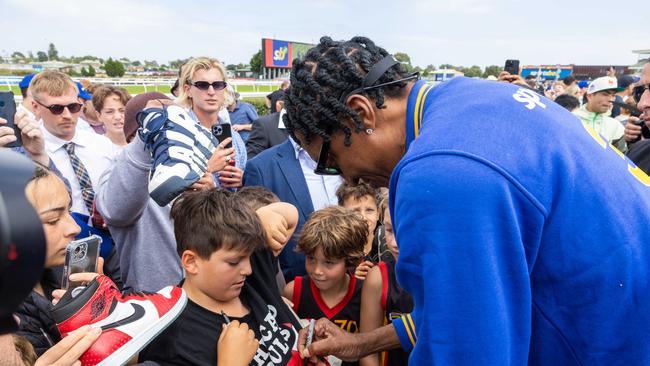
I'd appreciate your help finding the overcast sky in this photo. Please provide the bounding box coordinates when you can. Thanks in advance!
[2,0,649,68]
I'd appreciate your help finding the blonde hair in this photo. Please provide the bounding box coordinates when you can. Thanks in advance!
[224,84,237,108]
[30,70,77,98]
[177,57,227,108]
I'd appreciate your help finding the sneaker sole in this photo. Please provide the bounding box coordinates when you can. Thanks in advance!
[149,173,200,206]
[96,291,188,366]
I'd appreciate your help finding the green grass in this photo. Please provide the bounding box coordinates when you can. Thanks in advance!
[0,85,21,94]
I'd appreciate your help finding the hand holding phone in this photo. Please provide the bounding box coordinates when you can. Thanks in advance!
[0,92,21,148]
[212,123,233,149]
[504,59,520,76]
[62,235,102,289]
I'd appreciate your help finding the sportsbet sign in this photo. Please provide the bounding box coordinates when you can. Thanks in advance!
[262,38,315,69]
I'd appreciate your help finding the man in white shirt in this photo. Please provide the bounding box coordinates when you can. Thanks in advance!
[31,70,118,218]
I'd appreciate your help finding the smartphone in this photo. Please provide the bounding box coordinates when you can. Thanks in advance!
[504,59,520,76]
[211,123,233,149]
[62,235,102,289]
[0,91,21,148]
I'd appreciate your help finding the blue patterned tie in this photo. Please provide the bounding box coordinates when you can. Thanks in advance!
[64,143,95,214]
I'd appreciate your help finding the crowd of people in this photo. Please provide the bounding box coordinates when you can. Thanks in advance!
[0,35,649,366]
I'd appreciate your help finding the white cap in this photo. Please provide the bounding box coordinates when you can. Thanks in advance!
[587,76,623,94]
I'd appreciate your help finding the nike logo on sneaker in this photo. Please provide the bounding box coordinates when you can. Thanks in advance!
[99,303,146,331]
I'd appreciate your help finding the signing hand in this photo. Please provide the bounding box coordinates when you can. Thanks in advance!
[299,318,364,364]
[217,320,259,366]
[190,171,216,191]
[15,111,49,166]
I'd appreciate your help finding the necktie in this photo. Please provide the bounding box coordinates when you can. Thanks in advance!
[64,142,95,214]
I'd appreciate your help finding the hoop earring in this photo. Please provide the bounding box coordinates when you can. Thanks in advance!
[366,128,374,135]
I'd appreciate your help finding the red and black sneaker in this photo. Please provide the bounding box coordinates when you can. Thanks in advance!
[52,275,187,366]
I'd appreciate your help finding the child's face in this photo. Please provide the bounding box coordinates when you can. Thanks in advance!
[305,247,348,292]
[193,247,252,302]
[342,195,378,236]
[383,208,398,258]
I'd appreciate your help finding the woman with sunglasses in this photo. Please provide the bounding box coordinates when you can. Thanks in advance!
[177,57,247,190]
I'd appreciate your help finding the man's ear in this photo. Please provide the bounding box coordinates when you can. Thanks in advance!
[345,94,376,131]
[181,250,200,275]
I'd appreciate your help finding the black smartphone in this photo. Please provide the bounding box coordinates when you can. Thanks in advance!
[504,59,520,76]
[0,91,21,148]
[62,235,102,289]
[212,123,233,149]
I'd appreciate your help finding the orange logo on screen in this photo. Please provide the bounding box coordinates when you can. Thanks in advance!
[274,47,288,61]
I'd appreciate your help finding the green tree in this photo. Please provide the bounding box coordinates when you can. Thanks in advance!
[104,58,125,77]
[483,65,503,78]
[47,43,59,60]
[226,64,237,71]
[131,60,141,66]
[250,50,262,74]
[439,64,456,70]
[37,51,48,62]
[27,51,35,61]
[463,65,483,78]
[87,65,96,77]
[394,52,411,64]
[11,52,25,60]
[80,66,88,76]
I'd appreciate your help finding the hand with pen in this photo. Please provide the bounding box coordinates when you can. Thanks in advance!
[217,318,259,366]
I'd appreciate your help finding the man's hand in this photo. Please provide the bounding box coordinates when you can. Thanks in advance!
[34,325,102,366]
[218,165,243,188]
[0,117,17,147]
[189,171,216,191]
[144,99,176,110]
[52,258,104,306]
[624,116,643,142]
[15,111,49,166]
[298,318,364,364]
[498,71,527,87]
[217,320,259,366]
[354,260,375,280]
[208,138,235,173]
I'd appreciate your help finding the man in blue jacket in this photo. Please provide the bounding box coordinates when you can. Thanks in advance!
[287,36,650,365]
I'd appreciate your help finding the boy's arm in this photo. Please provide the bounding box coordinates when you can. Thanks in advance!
[359,266,384,366]
[256,202,299,256]
[282,280,295,303]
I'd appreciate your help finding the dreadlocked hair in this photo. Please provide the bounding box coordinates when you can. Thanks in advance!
[284,36,410,146]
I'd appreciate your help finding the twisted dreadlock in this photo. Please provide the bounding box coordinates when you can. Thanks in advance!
[284,36,410,146]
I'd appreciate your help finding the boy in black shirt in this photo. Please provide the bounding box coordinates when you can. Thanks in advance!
[140,189,305,366]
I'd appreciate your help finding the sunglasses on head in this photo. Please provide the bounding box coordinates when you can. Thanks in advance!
[191,80,227,91]
[34,99,83,115]
[633,83,649,103]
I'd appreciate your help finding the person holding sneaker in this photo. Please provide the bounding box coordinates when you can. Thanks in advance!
[177,57,247,190]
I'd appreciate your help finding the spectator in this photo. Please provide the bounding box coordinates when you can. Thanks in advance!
[266,80,289,113]
[245,92,289,159]
[177,57,246,189]
[573,76,627,151]
[612,74,635,118]
[623,62,650,172]
[75,82,105,135]
[92,85,131,147]
[31,71,118,220]
[15,166,81,356]
[17,74,37,120]
[225,85,259,142]
[554,94,580,112]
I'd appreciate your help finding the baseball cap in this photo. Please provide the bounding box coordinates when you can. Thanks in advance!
[617,75,635,89]
[578,80,589,89]
[76,81,92,100]
[18,74,35,89]
[587,76,624,94]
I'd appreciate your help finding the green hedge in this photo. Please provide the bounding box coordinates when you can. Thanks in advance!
[243,97,269,116]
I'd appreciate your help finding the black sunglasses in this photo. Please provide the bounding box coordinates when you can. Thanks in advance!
[314,55,419,176]
[191,80,227,91]
[34,99,83,115]
[633,83,649,103]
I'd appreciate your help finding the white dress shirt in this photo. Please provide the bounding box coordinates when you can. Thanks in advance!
[288,137,342,210]
[41,125,118,216]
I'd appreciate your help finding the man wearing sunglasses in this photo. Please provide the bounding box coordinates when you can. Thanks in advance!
[623,62,650,144]
[32,70,118,219]
[285,37,650,366]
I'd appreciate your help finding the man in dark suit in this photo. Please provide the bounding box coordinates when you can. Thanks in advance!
[244,138,342,281]
[245,110,289,159]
